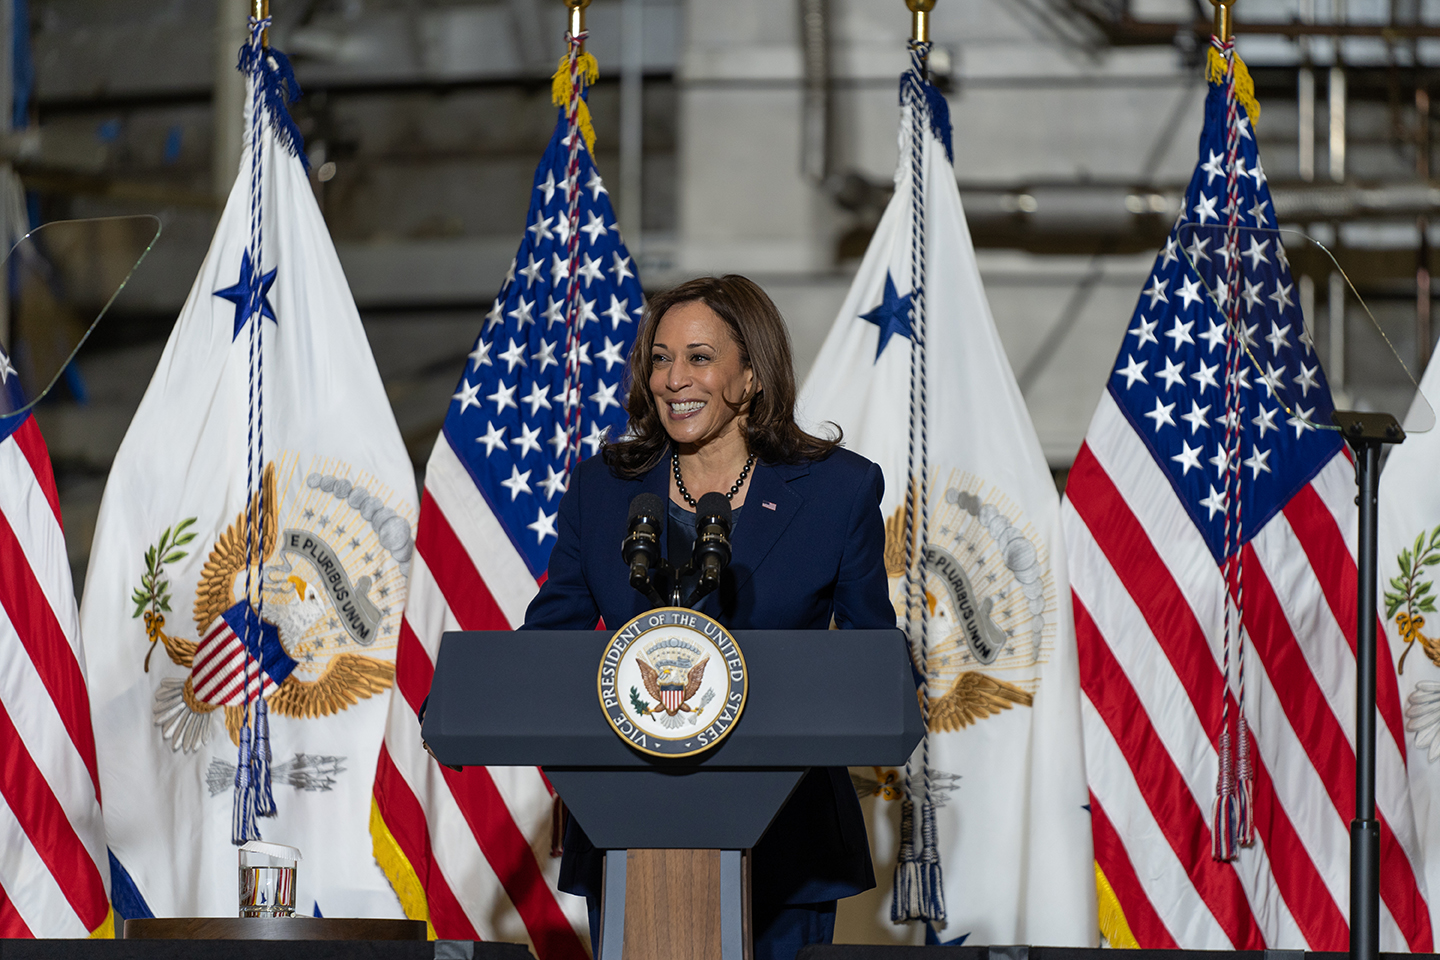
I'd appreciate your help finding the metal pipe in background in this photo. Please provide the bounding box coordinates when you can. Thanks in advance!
[1299,67,1316,181]
[1420,88,1433,371]
[1299,0,1315,182]
[798,0,830,184]
[1330,66,1347,182]
[1419,216,1431,371]
[1300,273,1316,352]
[1330,0,1346,183]
[619,0,643,246]
[213,0,250,203]
[1330,269,1347,400]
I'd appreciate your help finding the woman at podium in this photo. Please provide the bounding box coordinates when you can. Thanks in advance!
[524,274,894,960]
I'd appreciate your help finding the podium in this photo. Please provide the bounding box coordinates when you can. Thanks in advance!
[423,628,923,960]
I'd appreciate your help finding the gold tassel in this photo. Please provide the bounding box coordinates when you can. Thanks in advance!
[1095,861,1140,948]
[1207,45,1261,129]
[370,798,438,941]
[552,52,600,156]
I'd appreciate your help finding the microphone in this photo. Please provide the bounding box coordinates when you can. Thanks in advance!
[622,493,665,594]
[692,491,732,592]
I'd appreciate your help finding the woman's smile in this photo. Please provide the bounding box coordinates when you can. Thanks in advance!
[666,399,706,418]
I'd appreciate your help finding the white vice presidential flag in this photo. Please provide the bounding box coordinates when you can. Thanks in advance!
[81,26,415,919]
[1379,360,1440,937]
[798,53,1095,946]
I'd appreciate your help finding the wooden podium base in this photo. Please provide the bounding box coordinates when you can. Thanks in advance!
[601,849,751,960]
[122,917,429,940]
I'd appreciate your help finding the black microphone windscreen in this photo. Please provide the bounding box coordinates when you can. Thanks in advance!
[629,492,665,522]
[696,491,732,528]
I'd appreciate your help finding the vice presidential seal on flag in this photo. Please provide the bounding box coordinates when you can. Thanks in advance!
[798,43,1094,948]
[81,19,416,920]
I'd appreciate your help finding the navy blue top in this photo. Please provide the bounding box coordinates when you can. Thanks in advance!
[523,446,893,905]
[666,498,742,565]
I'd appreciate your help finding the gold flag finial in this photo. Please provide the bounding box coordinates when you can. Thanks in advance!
[252,0,270,46]
[1209,0,1236,42]
[564,0,592,46]
[906,0,937,44]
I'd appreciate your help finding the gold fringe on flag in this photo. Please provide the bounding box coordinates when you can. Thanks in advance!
[552,52,601,156]
[90,907,116,939]
[1095,861,1140,949]
[370,798,438,941]
[1207,44,1260,128]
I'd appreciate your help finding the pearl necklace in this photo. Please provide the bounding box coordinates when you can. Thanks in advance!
[672,452,756,508]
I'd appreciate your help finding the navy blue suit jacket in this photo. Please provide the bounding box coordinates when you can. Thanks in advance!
[523,445,893,905]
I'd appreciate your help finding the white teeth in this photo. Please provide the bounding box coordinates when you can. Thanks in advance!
[671,401,704,413]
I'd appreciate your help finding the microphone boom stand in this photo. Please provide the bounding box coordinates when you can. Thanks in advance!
[634,555,722,610]
[1332,409,1404,960]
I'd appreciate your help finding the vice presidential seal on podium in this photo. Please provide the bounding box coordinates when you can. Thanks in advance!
[599,607,748,758]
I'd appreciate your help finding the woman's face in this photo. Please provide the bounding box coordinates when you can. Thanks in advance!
[649,300,756,451]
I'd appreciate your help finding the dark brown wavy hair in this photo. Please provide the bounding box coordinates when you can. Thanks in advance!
[602,275,841,477]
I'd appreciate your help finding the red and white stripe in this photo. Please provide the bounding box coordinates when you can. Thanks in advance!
[372,434,590,957]
[190,618,280,706]
[0,416,110,936]
[1065,392,1432,950]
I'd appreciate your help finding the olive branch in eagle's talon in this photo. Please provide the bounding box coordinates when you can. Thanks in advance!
[132,517,198,672]
[1387,524,1440,675]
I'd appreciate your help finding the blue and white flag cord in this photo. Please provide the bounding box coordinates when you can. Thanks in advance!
[893,39,947,926]
[231,16,304,844]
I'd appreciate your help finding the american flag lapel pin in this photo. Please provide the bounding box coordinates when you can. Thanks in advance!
[762,500,777,511]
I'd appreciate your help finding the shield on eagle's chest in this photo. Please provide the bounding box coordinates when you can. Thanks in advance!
[660,685,683,714]
[190,600,298,706]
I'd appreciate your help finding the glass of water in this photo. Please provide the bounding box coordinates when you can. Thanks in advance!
[238,841,301,918]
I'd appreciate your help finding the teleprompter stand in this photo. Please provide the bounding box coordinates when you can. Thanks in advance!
[1332,410,1405,960]
[422,628,923,960]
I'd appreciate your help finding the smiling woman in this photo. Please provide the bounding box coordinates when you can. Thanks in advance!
[521,274,896,960]
[649,300,756,473]
[604,274,842,510]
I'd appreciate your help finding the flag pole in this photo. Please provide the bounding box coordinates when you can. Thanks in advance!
[1210,0,1234,42]
[253,0,269,46]
[906,0,936,44]
[565,0,591,51]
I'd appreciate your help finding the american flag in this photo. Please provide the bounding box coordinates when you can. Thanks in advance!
[1063,50,1433,949]
[0,347,111,936]
[370,69,640,956]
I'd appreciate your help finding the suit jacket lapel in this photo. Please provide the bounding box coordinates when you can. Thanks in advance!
[726,460,807,596]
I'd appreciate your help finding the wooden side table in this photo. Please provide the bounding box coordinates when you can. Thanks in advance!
[122,917,429,940]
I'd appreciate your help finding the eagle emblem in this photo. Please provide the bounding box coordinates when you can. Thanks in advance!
[883,477,1050,733]
[637,653,709,717]
[598,607,747,757]
[136,462,401,753]
[927,671,1033,732]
